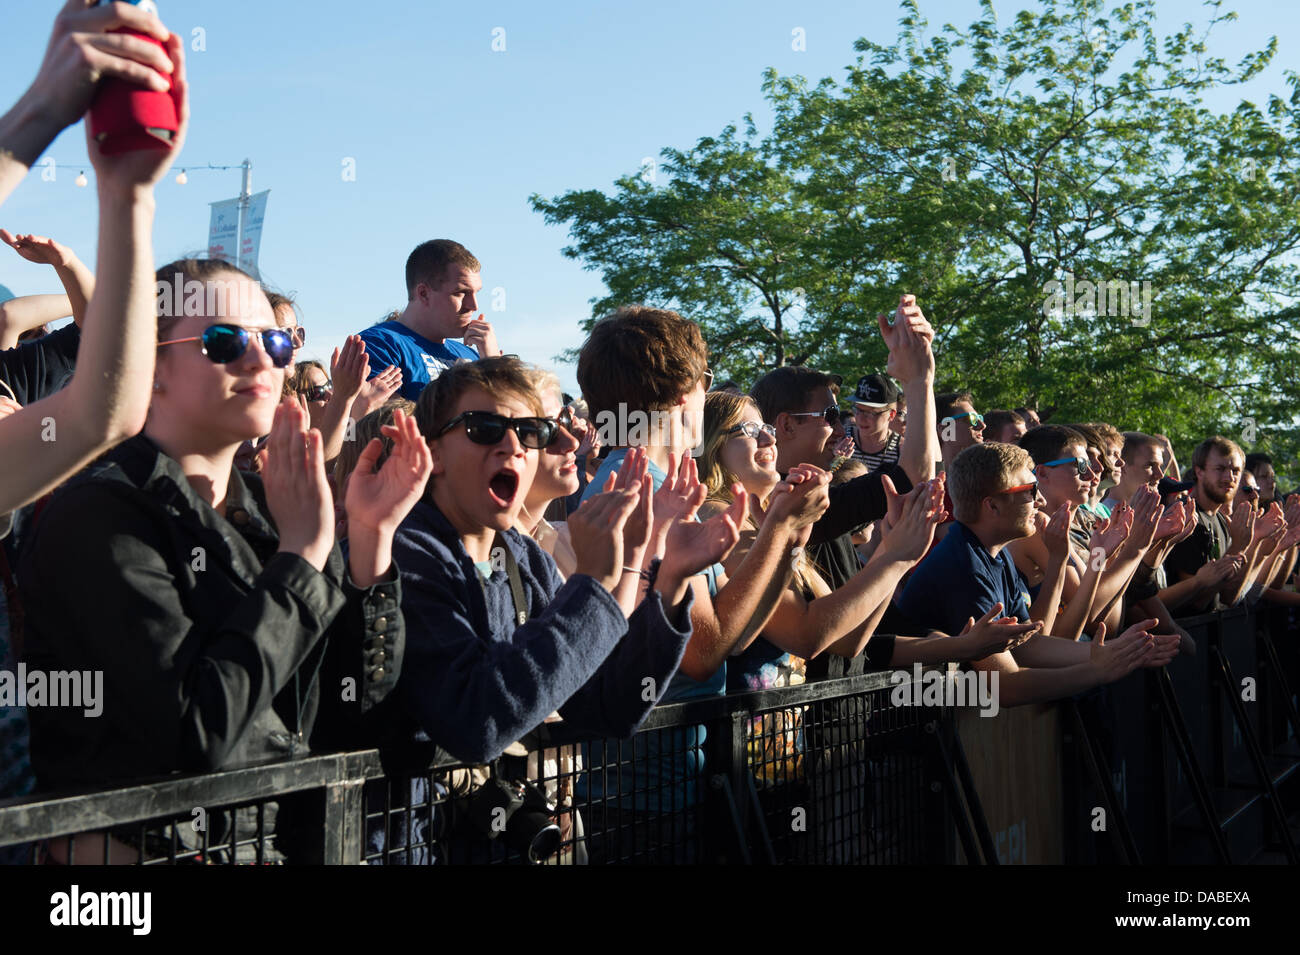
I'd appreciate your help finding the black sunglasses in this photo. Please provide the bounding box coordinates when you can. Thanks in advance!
[436,410,558,450]
[303,383,332,403]
[788,404,841,425]
[158,324,295,369]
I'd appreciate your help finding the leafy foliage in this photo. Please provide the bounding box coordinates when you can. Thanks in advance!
[531,0,1300,481]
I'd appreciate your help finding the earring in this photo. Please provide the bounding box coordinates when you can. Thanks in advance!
[152,382,163,392]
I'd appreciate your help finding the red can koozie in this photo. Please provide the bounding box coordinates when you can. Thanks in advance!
[86,2,177,154]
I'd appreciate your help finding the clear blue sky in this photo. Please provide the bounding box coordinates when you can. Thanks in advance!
[1,0,1293,394]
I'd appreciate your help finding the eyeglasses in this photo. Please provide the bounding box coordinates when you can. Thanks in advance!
[1240,486,1260,499]
[548,407,575,444]
[288,326,306,349]
[787,405,841,425]
[303,383,332,403]
[701,368,714,391]
[991,479,1039,498]
[950,411,985,430]
[158,324,295,368]
[436,410,557,450]
[726,420,776,441]
[1041,456,1090,478]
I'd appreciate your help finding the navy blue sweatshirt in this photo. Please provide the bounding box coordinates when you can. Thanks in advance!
[386,498,694,765]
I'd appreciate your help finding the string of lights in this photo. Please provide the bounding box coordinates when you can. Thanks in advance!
[31,159,251,188]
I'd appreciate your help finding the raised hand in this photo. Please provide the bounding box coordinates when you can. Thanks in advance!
[660,488,744,581]
[1090,505,1133,561]
[261,398,334,572]
[952,604,1041,659]
[353,365,403,419]
[765,463,830,530]
[878,481,942,563]
[344,408,432,535]
[568,485,642,594]
[878,294,934,384]
[651,453,706,539]
[1126,485,1163,550]
[1040,501,1074,562]
[1284,495,1300,530]
[330,335,369,402]
[85,31,188,193]
[0,230,71,267]
[1252,501,1286,544]
[612,446,654,561]
[1153,497,1191,544]
[1227,499,1256,553]
[0,396,20,421]
[1089,619,1157,683]
[23,0,174,140]
[462,315,501,358]
[572,410,601,460]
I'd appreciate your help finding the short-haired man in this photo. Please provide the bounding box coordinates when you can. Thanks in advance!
[848,373,903,469]
[897,443,1178,705]
[574,306,824,859]
[1162,436,1280,612]
[983,409,1027,444]
[385,356,735,770]
[357,239,500,401]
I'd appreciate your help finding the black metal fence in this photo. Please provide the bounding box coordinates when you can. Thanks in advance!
[5,605,1296,865]
[0,668,960,865]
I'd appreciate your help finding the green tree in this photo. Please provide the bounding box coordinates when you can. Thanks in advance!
[531,0,1300,480]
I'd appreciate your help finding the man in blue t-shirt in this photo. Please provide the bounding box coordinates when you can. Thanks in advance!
[357,239,501,401]
[896,442,1179,706]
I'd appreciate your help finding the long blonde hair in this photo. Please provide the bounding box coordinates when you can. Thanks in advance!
[699,392,829,598]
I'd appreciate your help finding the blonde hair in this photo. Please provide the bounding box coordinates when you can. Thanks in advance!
[950,442,1033,523]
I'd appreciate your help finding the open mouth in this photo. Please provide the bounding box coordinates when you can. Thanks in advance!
[488,468,520,508]
[755,449,776,468]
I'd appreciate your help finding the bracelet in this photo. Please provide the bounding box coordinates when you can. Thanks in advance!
[621,565,641,575]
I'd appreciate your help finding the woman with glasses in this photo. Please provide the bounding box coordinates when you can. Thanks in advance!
[698,392,1025,678]
[18,257,433,861]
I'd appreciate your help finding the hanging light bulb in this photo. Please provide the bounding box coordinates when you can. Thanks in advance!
[75,171,88,188]
[175,170,188,185]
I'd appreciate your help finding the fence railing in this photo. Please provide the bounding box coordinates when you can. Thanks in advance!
[0,668,962,864]
[3,604,1296,865]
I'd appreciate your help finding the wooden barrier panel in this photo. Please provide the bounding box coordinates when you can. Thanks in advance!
[955,702,1064,864]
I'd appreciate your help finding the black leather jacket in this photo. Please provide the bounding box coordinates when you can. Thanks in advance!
[17,434,402,791]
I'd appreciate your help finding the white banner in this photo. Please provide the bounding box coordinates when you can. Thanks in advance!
[207,190,270,276]
[207,197,239,265]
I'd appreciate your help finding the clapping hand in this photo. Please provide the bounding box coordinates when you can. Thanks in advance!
[260,398,334,572]
[330,335,370,402]
[354,365,403,419]
[950,604,1041,660]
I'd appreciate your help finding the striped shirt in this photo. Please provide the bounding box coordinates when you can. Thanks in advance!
[851,429,902,471]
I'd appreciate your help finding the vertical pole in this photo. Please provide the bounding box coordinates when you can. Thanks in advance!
[236,159,251,271]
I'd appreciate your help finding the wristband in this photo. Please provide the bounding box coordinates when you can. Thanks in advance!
[621,566,641,575]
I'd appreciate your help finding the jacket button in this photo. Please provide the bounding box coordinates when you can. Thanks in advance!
[369,650,387,664]
[372,616,387,632]
[369,634,386,647]
[370,667,385,681]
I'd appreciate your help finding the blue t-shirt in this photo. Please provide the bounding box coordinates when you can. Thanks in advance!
[356,321,478,402]
[895,521,1032,636]
[580,448,720,811]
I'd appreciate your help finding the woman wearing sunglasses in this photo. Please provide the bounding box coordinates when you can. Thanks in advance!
[697,392,1036,680]
[18,257,432,861]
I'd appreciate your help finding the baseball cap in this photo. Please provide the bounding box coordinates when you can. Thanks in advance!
[852,373,901,409]
[1158,477,1195,498]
